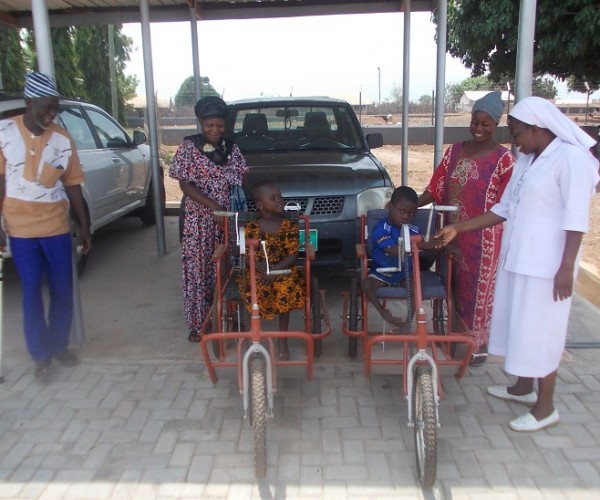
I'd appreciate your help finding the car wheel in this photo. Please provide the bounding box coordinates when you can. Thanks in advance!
[139,174,166,225]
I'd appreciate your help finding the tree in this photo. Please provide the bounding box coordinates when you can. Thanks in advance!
[389,82,403,106]
[441,0,600,92]
[174,76,219,107]
[0,28,26,91]
[73,25,138,124]
[531,76,558,99]
[20,25,137,125]
[418,94,433,106]
[26,27,83,99]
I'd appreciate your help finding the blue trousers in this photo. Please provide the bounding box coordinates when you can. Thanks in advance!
[10,233,73,362]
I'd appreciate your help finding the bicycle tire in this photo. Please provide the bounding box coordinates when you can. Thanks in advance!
[413,370,437,488]
[310,276,322,357]
[348,275,360,358]
[250,355,267,478]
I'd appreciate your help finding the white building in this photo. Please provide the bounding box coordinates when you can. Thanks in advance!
[459,90,515,113]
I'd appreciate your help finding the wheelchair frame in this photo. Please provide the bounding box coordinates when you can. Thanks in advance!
[199,211,331,478]
[340,206,475,487]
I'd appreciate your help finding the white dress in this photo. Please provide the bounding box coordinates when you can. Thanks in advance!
[489,138,598,378]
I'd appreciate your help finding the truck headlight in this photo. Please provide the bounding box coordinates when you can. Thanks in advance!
[356,187,394,217]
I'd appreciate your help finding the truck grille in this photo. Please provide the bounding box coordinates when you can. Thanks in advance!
[248,196,344,215]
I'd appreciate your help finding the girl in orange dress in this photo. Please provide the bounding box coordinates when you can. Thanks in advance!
[238,181,305,360]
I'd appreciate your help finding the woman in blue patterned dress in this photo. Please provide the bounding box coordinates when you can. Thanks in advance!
[169,96,248,342]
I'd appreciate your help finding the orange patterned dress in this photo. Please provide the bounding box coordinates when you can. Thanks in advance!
[238,219,305,319]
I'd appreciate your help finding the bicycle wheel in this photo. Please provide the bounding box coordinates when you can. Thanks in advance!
[348,275,360,358]
[310,277,322,357]
[432,298,447,335]
[250,355,267,478]
[412,370,437,488]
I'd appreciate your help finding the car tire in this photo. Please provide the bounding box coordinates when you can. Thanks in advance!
[139,174,166,225]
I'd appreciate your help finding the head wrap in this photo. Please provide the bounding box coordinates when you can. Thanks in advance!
[24,71,60,98]
[472,91,504,123]
[194,96,227,119]
[509,96,596,151]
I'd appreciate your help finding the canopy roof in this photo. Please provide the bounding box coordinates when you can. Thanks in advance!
[0,0,436,28]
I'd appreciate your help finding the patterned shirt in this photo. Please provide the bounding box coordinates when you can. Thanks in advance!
[0,115,84,237]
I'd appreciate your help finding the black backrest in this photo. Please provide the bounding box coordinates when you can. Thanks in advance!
[242,113,269,136]
[303,111,331,139]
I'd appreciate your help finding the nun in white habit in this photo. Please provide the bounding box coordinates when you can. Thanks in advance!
[436,96,599,432]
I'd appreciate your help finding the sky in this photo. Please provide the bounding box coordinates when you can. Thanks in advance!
[122,12,472,103]
[121,11,580,104]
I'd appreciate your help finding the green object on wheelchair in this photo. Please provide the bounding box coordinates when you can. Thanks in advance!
[299,229,318,252]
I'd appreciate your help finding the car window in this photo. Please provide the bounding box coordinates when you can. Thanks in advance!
[59,106,98,150]
[231,104,364,152]
[85,108,130,149]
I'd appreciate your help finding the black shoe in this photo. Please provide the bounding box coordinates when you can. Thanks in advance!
[54,349,80,367]
[188,331,201,343]
[34,359,52,378]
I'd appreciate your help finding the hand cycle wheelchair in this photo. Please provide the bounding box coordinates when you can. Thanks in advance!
[198,206,331,478]
[341,205,475,488]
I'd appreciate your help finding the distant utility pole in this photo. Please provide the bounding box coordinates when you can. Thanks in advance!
[378,67,381,104]
[585,82,591,125]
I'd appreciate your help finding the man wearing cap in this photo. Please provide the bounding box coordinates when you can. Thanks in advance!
[0,71,91,378]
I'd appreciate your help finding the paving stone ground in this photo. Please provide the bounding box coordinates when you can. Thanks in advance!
[1,217,599,499]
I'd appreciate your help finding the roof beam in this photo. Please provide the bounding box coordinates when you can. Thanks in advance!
[188,0,202,20]
[0,1,436,28]
[0,11,19,28]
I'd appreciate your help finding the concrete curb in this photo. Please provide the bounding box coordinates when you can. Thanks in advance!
[576,261,600,308]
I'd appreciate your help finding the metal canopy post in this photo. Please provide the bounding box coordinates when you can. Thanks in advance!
[514,0,537,103]
[433,0,448,169]
[31,0,54,78]
[139,0,167,256]
[401,0,411,187]
[190,3,202,133]
[190,4,202,102]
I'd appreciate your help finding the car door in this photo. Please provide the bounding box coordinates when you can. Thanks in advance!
[83,106,147,211]
[58,104,117,222]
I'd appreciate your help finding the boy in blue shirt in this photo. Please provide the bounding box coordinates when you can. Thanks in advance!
[362,186,438,327]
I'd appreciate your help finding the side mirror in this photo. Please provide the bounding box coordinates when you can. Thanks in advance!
[366,133,383,149]
[133,129,147,146]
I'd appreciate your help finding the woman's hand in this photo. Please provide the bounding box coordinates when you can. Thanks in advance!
[554,231,583,301]
[258,272,279,285]
[210,203,226,228]
[0,226,7,252]
[554,264,575,301]
[434,224,459,246]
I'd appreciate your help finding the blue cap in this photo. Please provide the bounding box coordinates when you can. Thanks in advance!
[24,72,60,99]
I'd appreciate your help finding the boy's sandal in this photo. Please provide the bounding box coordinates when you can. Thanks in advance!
[469,352,488,367]
[188,331,201,343]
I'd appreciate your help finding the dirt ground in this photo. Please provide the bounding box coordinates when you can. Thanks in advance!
[162,116,600,273]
